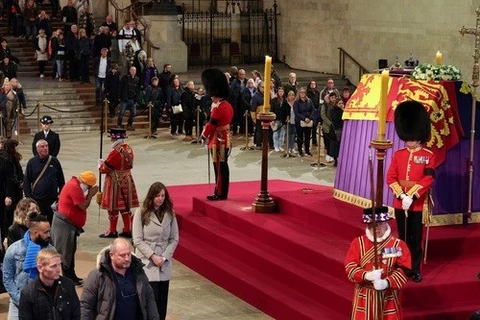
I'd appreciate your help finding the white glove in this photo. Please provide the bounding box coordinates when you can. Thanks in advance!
[98,158,104,168]
[373,279,389,291]
[365,269,383,281]
[402,195,413,210]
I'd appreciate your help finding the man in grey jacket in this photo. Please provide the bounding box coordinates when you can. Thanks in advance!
[80,238,159,320]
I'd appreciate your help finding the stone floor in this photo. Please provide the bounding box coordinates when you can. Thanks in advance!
[0,126,336,319]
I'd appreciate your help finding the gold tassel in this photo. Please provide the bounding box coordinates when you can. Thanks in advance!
[96,191,103,205]
[220,144,225,162]
[212,144,217,162]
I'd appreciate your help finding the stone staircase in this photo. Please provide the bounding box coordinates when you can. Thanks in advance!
[0,4,153,135]
[1,4,352,136]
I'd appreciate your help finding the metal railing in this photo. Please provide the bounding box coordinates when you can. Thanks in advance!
[107,0,160,57]
[338,47,370,84]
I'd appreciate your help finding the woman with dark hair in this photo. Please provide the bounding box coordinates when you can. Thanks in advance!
[132,182,179,320]
[306,80,321,146]
[166,77,184,136]
[327,98,345,167]
[7,198,39,247]
[1,138,23,239]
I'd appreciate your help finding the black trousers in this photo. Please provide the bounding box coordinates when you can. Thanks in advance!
[296,125,312,154]
[184,115,194,136]
[150,280,170,320]
[212,149,229,198]
[35,197,57,224]
[395,208,423,273]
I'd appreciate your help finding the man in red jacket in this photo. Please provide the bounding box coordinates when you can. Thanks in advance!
[387,100,435,283]
[201,68,234,201]
[345,206,411,320]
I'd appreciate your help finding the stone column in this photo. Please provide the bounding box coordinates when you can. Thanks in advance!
[143,14,188,72]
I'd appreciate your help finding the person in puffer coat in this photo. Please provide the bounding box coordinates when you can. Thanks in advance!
[80,238,159,320]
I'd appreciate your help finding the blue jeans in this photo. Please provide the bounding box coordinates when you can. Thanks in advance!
[8,301,18,320]
[287,122,296,151]
[273,120,285,150]
[118,99,136,126]
[55,59,64,78]
[95,77,105,103]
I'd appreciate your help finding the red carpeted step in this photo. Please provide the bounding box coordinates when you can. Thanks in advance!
[402,254,480,307]
[179,212,354,303]
[175,233,349,320]
[425,224,480,259]
[186,197,352,277]
[404,299,478,320]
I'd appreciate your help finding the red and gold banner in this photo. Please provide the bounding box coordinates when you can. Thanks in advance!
[344,74,464,165]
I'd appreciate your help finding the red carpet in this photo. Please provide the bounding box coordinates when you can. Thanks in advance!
[170,180,480,320]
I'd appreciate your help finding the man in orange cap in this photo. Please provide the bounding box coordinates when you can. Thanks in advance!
[51,170,98,285]
[345,206,411,320]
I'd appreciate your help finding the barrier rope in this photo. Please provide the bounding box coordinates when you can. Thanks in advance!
[35,102,149,117]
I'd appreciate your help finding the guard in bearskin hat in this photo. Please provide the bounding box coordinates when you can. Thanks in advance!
[201,68,234,200]
[98,127,139,237]
[386,100,436,283]
[345,206,411,319]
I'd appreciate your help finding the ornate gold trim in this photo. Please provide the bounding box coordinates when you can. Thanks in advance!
[333,189,480,226]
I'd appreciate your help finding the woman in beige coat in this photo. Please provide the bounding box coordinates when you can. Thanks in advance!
[132,182,179,320]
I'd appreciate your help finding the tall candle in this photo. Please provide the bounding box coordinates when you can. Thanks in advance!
[435,51,442,65]
[378,69,389,140]
[263,56,272,113]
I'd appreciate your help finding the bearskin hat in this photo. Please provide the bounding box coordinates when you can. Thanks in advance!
[394,100,431,143]
[201,68,230,99]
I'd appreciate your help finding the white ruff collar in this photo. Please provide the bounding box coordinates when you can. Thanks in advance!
[112,139,125,148]
[365,224,391,243]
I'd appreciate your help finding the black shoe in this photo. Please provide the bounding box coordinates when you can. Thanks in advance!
[119,231,132,238]
[206,194,227,201]
[99,231,118,238]
[73,275,83,283]
[299,152,304,157]
[412,272,423,283]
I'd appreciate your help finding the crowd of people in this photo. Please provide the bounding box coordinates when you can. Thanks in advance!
[0,127,178,319]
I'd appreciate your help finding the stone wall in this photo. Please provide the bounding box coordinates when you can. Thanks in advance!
[275,0,478,84]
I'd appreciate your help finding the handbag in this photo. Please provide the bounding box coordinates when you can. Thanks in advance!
[172,104,183,114]
[270,121,279,131]
[300,120,313,128]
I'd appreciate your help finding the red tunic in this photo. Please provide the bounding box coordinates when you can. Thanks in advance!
[100,141,139,211]
[386,147,435,211]
[202,99,234,151]
[345,230,411,320]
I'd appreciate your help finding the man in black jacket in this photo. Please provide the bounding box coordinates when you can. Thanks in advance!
[19,249,80,320]
[118,66,139,130]
[105,63,121,118]
[93,26,112,58]
[32,115,61,157]
[24,139,65,224]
